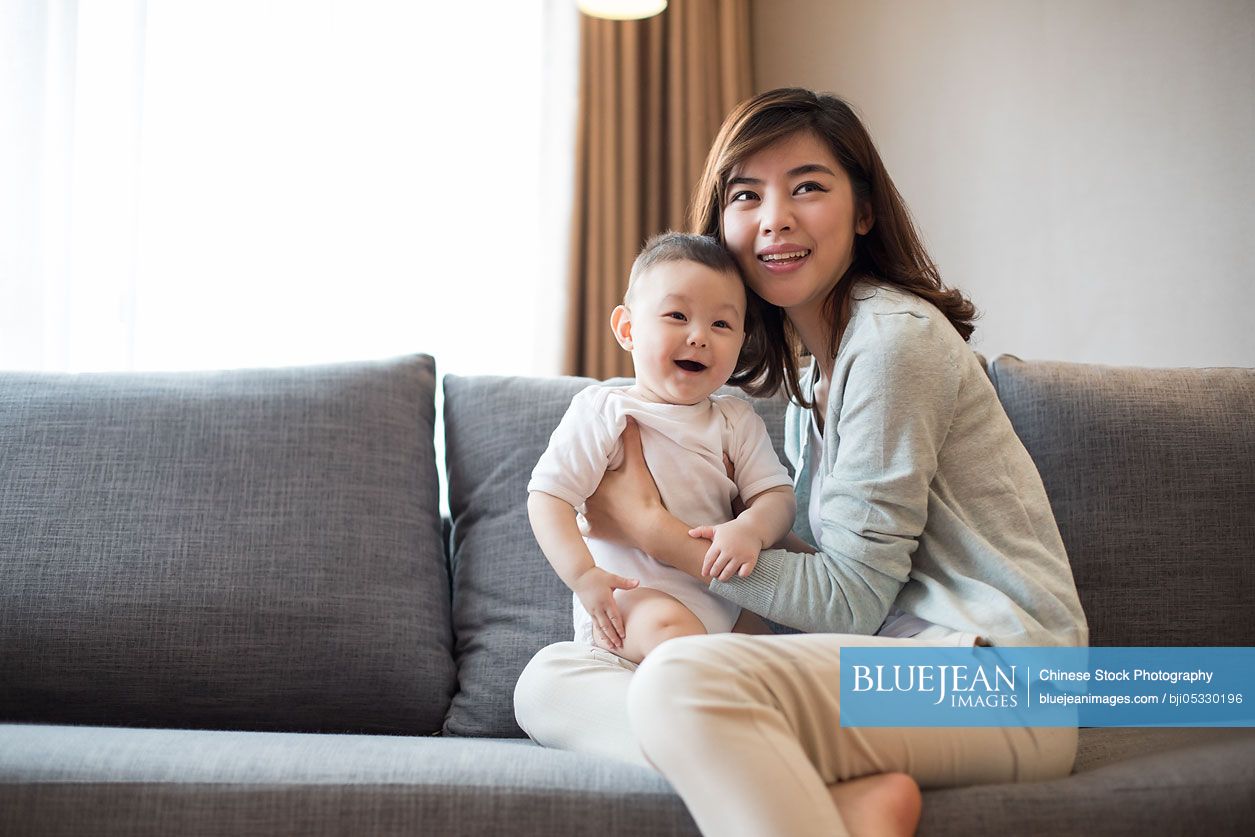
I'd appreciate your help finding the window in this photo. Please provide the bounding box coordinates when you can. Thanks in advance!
[1,0,577,377]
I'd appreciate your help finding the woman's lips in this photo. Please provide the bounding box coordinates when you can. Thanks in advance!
[758,248,811,274]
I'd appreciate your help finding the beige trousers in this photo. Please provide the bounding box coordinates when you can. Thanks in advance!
[514,633,1077,837]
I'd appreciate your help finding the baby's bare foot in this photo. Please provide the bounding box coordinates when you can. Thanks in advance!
[827,772,922,837]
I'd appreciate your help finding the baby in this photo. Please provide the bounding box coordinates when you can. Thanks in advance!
[527,232,797,664]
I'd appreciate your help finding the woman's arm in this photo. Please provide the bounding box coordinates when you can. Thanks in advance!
[581,418,710,581]
[638,510,711,581]
[589,312,962,637]
[584,422,811,581]
[709,313,964,634]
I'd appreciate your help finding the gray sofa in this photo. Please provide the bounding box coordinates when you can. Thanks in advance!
[1,353,1252,836]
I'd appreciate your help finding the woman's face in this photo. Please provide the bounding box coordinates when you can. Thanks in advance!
[721,130,872,314]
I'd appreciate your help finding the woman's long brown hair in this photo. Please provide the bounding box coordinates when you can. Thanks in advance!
[689,88,977,408]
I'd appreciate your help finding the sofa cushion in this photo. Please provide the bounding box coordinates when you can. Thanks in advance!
[0,723,694,837]
[918,727,1255,836]
[0,355,456,734]
[989,356,1255,646]
[3,724,1252,836]
[441,375,789,738]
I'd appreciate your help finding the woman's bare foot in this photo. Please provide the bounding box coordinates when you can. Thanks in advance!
[827,772,922,837]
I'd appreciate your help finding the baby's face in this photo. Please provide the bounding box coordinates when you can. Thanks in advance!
[617,261,747,405]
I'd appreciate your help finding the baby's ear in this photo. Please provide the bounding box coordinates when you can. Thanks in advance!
[610,305,634,350]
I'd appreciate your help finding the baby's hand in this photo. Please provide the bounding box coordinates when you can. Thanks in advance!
[572,567,638,650]
[688,521,763,581]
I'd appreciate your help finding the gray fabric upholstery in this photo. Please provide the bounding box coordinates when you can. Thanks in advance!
[0,356,456,734]
[441,374,788,738]
[919,728,1255,836]
[4,356,1253,835]
[441,375,594,738]
[3,724,1252,836]
[989,356,1255,646]
[0,724,696,836]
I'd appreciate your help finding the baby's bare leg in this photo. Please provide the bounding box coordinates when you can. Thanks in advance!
[598,587,705,664]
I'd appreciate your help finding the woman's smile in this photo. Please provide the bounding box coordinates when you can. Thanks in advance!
[757,244,813,273]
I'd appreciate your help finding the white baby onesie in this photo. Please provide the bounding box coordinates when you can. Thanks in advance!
[528,385,794,645]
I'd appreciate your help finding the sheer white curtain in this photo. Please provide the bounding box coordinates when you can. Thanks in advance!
[1,0,577,376]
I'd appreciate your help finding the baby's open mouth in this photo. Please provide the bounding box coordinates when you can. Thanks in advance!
[674,360,707,372]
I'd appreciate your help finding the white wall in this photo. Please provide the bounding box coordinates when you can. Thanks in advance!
[753,0,1254,367]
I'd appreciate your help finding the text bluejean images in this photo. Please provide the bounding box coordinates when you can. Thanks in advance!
[840,647,1254,727]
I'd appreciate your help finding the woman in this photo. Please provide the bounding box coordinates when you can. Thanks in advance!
[515,88,1088,837]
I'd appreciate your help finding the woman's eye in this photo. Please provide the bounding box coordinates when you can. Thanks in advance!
[666,312,687,321]
[795,181,826,195]
[728,189,758,204]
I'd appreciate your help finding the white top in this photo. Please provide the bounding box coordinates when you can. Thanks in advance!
[529,385,794,644]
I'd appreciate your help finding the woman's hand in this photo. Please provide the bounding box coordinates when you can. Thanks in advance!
[583,418,665,552]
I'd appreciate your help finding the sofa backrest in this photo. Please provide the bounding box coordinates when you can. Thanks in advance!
[5,352,1250,739]
[990,355,1255,647]
[0,355,456,734]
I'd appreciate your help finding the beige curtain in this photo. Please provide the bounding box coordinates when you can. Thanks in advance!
[564,0,753,379]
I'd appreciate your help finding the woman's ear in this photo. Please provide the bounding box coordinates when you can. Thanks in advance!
[856,201,875,236]
[610,305,634,350]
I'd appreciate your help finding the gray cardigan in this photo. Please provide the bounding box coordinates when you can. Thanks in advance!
[711,281,1089,647]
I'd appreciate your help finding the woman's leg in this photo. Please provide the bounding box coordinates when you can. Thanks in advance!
[513,641,652,769]
[626,632,1077,837]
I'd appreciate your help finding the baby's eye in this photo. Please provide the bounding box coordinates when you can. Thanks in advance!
[713,320,732,330]
[666,311,687,321]
[795,181,827,195]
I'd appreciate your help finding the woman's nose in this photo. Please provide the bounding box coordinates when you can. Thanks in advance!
[761,194,793,235]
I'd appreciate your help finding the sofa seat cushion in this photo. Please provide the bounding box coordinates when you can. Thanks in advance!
[0,724,696,836]
[3,724,1252,836]
[0,356,455,735]
[919,727,1255,836]
[440,375,789,737]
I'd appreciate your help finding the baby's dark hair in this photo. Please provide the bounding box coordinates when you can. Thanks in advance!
[625,231,741,306]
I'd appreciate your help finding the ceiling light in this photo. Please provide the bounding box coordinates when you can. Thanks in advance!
[577,1,668,21]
